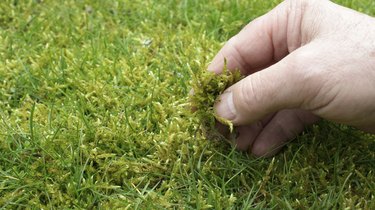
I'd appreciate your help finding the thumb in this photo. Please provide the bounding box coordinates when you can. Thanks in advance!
[214,49,313,125]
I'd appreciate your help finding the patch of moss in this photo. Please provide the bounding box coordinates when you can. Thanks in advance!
[190,66,242,139]
[0,0,375,209]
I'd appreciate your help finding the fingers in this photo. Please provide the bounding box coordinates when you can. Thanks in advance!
[214,48,314,125]
[207,0,307,75]
[358,125,375,134]
[233,114,275,151]
[250,109,319,157]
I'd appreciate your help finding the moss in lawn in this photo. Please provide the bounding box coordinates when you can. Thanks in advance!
[190,66,242,139]
[0,0,375,209]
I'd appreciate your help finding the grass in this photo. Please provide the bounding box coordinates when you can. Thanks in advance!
[0,0,374,208]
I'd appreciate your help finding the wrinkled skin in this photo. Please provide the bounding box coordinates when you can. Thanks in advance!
[209,0,375,157]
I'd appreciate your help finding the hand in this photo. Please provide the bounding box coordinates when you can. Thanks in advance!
[209,0,375,157]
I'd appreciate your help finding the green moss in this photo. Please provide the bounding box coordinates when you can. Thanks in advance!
[0,0,374,209]
[190,66,242,137]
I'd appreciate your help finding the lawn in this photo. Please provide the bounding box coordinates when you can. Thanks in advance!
[0,0,374,208]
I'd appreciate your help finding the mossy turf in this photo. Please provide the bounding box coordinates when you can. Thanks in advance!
[191,67,242,138]
[0,0,374,208]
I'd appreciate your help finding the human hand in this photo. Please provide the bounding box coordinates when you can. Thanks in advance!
[209,0,375,157]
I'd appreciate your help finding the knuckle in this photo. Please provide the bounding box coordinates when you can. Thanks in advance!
[287,0,314,11]
[286,50,335,109]
[286,51,316,84]
[225,36,250,72]
[273,117,293,138]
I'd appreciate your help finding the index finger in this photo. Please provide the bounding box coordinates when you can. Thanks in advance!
[208,0,304,75]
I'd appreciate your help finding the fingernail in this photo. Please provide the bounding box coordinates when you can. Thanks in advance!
[215,91,236,120]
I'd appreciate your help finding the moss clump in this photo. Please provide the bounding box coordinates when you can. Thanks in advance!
[190,66,242,140]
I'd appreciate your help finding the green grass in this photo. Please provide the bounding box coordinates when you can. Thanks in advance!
[0,0,374,208]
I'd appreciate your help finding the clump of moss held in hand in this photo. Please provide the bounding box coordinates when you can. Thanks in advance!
[190,67,243,141]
